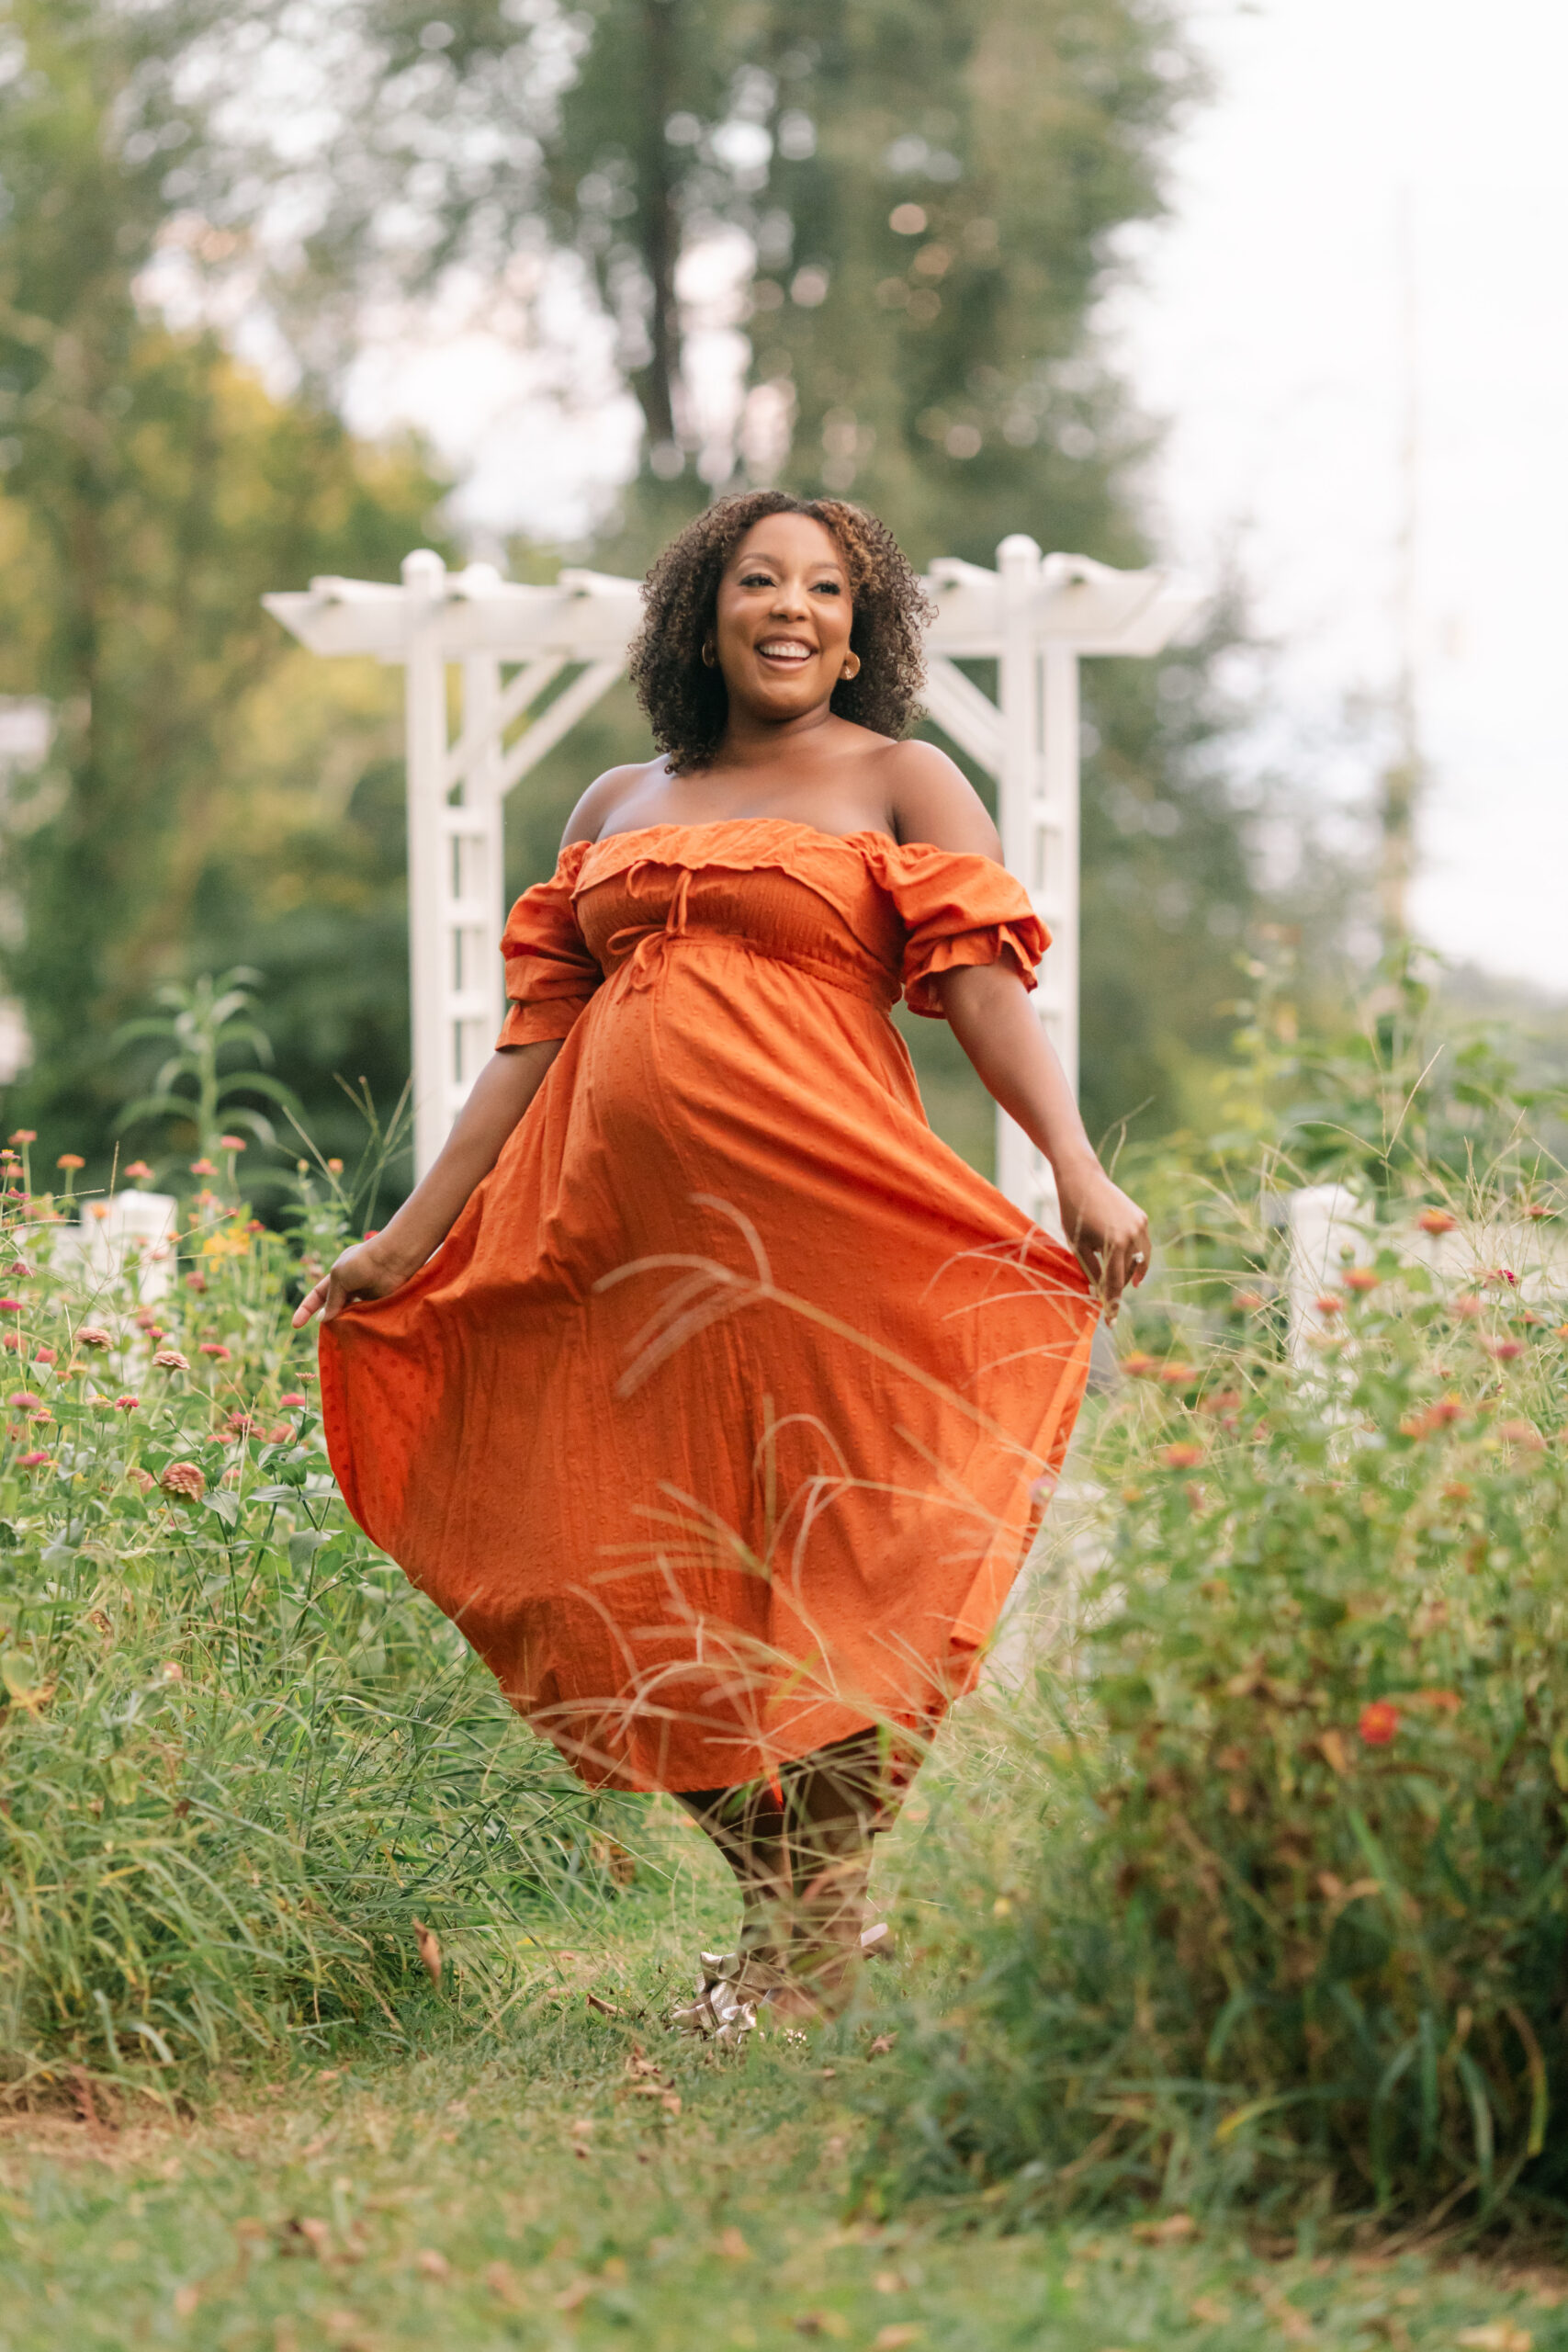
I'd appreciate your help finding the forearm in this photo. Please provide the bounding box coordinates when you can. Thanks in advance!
[935,962,1099,1177]
[374,1041,563,1274]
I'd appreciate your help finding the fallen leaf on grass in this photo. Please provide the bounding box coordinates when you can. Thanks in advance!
[1190,2298,1232,2325]
[173,2284,200,2318]
[867,2034,897,2056]
[874,2329,922,2349]
[585,1991,619,2017]
[555,2278,594,2312]
[412,1919,442,1988]
[716,2227,750,2261]
[414,2248,450,2281]
[874,2270,907,2294]
[793,2314,850,2339]
[1458,2328,1532,2352]
[1132,2213,1198,2245]
[485,2260,522,2308]
[279,2216,333,2260]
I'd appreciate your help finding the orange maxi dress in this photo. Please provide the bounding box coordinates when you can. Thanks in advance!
[320,820,1096,1793]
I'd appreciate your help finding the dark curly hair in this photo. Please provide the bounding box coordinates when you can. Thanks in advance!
[626,491,934,775]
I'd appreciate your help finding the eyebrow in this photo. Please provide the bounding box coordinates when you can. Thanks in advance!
[732,548,848,578]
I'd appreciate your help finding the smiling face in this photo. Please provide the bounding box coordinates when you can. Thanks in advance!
[709,512,857,728]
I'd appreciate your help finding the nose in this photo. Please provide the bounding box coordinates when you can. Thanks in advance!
[770,575,810,617]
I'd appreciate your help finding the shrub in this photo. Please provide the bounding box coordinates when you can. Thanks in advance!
[864,1182,1568,2230]
[0,1155,617,2096]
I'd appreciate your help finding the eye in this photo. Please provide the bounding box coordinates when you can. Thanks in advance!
[812,579,842,595]
[738,569,775,587]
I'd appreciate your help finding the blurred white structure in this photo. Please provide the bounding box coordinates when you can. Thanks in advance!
[1284,1182,1568,1359]
[43,1190,180,1306]
[265,541,1199,1207]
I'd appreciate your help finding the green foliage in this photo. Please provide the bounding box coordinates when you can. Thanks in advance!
[113,968,302,1176]
[863,1122,1568,2228]
[0,1151,620,2091]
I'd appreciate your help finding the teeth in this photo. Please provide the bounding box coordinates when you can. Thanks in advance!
[759,642,810,657]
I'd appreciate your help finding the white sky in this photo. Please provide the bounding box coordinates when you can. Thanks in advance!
[1116,0,1568,992]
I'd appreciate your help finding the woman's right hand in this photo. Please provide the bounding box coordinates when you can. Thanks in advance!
[292,1237,418,1329]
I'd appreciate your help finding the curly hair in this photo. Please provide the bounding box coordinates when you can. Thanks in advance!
[626,491,935,775]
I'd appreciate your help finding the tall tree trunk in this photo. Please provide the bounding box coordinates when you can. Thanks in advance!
[631,0,682,447]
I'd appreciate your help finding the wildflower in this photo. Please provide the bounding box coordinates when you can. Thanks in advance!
[1313,1293,1343,1317]
[1482,1266,1518,1287]
[1495,1419,1544,1450]
[1416,1207,1458,1236]
[1414,1689,1462,1714]
[189,1158,217,1176]
[1358,1701,1400,1746]
[56,1152,85,1171]
[1121,1352,1160,1378]
[1483,1337,1524,1361]
[5,1262,26,1280]
[33,1345,54,1364]
[265,1423,294,1445]
[218,1135,246,1151]
[160,1661,184,1682]
[124,1161,154,1182]
[1451,1294,1483,1319]
[1524,1201,1555,1221]
[17,1450,51,1468]
[1158,1363,1197,1385]
[1443,1480,1473,1503]
[114,1396,140,1412]
[159,1461,206,1501]
[8,1129,35,1145]
[1161,1442,1205,1470]
[279,1391,307,1408]
[0,1298,23,1315]
[126,1467,155,1491]
[1341,1267,1379,1294]
[7,1392,41,1411]
[326,1157,344,1174]
[27,1408,51,1423]
[152,1349,190,1372]
[1233,1289,1266,1311]
[198,1341,231,1361]
[227,1410,257,1434]
[1401,1394,1465,1438]
[185,1272,209,1293]
[76,1327,111,1349]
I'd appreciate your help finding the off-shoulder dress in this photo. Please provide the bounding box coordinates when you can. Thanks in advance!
[320,820,1096,1792]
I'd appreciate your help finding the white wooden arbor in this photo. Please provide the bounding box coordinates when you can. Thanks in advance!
[265,538,1198,1216]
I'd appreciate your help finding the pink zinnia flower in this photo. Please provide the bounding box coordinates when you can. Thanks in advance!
[218,1135,246,1151]
[7,1391,41,1411]
[189,1159,217,1177]
[56,1153,85,1171]
[159,1461,206,1500]
[17,1449,51,1468]
[279,1391,307,1408]
[1483,1337,1524,1361]
[124,1161,154,1181]
[76,1328,111,1349]
[114,1395,140,1412]
[152,1349,190,1372]
[8,1128,35,1144]
[0,1299,23,1315]
[198,1342,231,1361]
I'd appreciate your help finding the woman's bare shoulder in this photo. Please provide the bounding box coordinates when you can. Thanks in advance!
[884,738,1001,859]
[561,759,670,847]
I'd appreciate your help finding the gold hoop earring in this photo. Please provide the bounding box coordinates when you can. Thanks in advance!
[702,641,717,668]
[840,654,861,681]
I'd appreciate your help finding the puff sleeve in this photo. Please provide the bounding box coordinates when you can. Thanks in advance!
[496,842,603,1048]
[883,843,1050,1019]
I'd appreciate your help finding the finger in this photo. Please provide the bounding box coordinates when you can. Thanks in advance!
[320,1274,348,1326]
[291,1279,329,1330]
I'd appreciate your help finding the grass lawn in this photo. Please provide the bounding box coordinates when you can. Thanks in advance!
[4,1802,1565,2352]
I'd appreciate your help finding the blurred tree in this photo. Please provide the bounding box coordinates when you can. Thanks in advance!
[0,0,446,1173]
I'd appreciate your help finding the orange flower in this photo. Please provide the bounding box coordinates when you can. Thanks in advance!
[1161,1442,1205,1469]
[1232,1289,1266,1311]
[326,1157,344,1174]
[1314,1293,1343,1317]
[56,1153,85,1171]
[1401,1394,1466,1438]
[8,1129,35,1144]
[1121,1352,1160,1378]
[1341,1267,1379,1293]
[1158,1363,1198,1385]
[159,1461,206,1501]
[1416,1207,1457,1236]
[1358,1701,1400,1746]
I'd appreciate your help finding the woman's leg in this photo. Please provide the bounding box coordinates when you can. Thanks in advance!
[677,1727,903,2009]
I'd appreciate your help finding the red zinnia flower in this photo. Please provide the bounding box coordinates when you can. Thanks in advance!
[198,1342,231,1361]
[114,1395,140,1412]
[1314,1293,1343,1317]
[0,1299,23,1315]
[1341,1267,1379,1294]
[1358,1701,1400,1746]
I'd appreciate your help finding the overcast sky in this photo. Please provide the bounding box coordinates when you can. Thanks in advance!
[1117,0,1568,993]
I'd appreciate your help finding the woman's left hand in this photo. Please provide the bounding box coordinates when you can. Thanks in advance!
[1054,1160,1150,1320]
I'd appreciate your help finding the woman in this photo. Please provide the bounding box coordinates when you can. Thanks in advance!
[296,491,1148,2030]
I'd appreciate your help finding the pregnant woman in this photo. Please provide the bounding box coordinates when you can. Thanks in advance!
[296,491,1149,2033]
